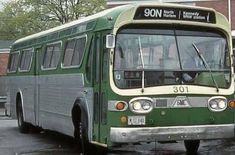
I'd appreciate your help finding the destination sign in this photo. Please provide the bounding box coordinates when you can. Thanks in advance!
[134,7,216,23]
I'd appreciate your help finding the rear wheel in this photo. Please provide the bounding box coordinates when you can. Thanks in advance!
[16,99,30,133]
[184,140,200,154]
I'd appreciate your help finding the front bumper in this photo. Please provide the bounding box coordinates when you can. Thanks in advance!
[110,124,235,143]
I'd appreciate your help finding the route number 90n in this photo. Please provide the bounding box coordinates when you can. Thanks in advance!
[173,86,189,93]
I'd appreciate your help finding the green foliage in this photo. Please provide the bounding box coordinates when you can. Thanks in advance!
[0,0,106,40]
[25,0,106,23]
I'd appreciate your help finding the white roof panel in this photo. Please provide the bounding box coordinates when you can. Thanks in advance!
[14,6,126,44]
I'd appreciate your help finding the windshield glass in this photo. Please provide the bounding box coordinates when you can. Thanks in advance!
[113,27,230,89]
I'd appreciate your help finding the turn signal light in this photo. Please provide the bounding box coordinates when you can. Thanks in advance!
[229,100,235,108]
[116,102,126,110]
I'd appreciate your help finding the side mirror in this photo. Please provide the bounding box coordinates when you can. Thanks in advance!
[106,34,115,49]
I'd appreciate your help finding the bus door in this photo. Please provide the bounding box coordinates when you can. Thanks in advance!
[34,46,41,126]
[92,32,109,144]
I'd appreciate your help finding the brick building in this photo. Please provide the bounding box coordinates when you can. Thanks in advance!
[0,40,13,76]
[195,0,235,30]
[107,0,235,30]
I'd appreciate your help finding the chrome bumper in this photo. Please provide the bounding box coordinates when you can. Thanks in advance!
[110,124,235,143]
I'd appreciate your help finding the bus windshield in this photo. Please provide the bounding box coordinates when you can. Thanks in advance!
[113,27,230,89]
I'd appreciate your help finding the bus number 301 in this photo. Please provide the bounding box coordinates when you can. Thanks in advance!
[173,86,189,93]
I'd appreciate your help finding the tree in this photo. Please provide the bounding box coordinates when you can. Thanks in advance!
[0,1,59,40]
[25,0,106,24]
[0,0,106,40]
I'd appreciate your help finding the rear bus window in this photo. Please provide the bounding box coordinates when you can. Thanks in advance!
[42,42,61,69]
[19,49,33,72]
[62,36,86,68]
[8,52,20,73]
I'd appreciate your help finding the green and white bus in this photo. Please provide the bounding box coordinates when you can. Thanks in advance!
[8,2,234,153]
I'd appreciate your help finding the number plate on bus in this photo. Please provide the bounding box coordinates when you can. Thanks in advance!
[128,116,145,125]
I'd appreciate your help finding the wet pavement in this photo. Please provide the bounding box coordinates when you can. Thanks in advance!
[1,112,235,155]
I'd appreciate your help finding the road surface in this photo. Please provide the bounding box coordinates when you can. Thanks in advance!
[1,111,235,155]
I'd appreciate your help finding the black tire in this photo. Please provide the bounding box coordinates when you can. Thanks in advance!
[16,99,30,133]
[72,106,90,154]
[184,140,200,154]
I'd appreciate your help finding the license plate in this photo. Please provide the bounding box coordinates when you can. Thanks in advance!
[128,116,145,125]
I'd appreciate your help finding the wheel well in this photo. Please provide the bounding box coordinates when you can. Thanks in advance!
[72,103,82,129]
[71,100,89,142]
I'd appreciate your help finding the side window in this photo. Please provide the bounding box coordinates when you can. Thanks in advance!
[63,36,86,67]
[19,49,33,71]
[8,52,20,72]
[63,39,76,66]
[51,44,61,68]
[42,42,61,69]
[43,46,53,68]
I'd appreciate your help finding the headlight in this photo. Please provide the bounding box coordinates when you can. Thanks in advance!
[133,101,142,110]
[208,96,227,112]
[129,97,153,113]
[142,101,151,110]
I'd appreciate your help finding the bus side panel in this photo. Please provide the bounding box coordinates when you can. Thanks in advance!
[8,76,17,119]
[18,76,36,125]
[38,74,94,137]
[8,76,36,125]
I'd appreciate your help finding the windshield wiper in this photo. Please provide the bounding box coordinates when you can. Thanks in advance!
[192,43,219,92]
[138,36,145,93]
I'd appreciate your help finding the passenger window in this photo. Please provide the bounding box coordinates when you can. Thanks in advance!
[63,36,86,67]
[8,52,20,72]
[19,49,33,71]
[51,44,61,68]
[42,42,61,69]
[63,39,76,66]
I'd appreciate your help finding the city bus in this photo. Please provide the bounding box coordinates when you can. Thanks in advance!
[8,2,234,154]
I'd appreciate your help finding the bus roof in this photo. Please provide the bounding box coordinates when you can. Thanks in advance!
[13,5,128,45]
[12,2,226,49]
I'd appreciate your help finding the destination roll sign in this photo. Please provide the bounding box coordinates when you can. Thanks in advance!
[134,7,216,23]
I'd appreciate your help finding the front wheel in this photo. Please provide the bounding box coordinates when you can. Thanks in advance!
[74,121,89,154]
[184,140,200,154]
[72,105,90,154]
[16,99,30,133]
